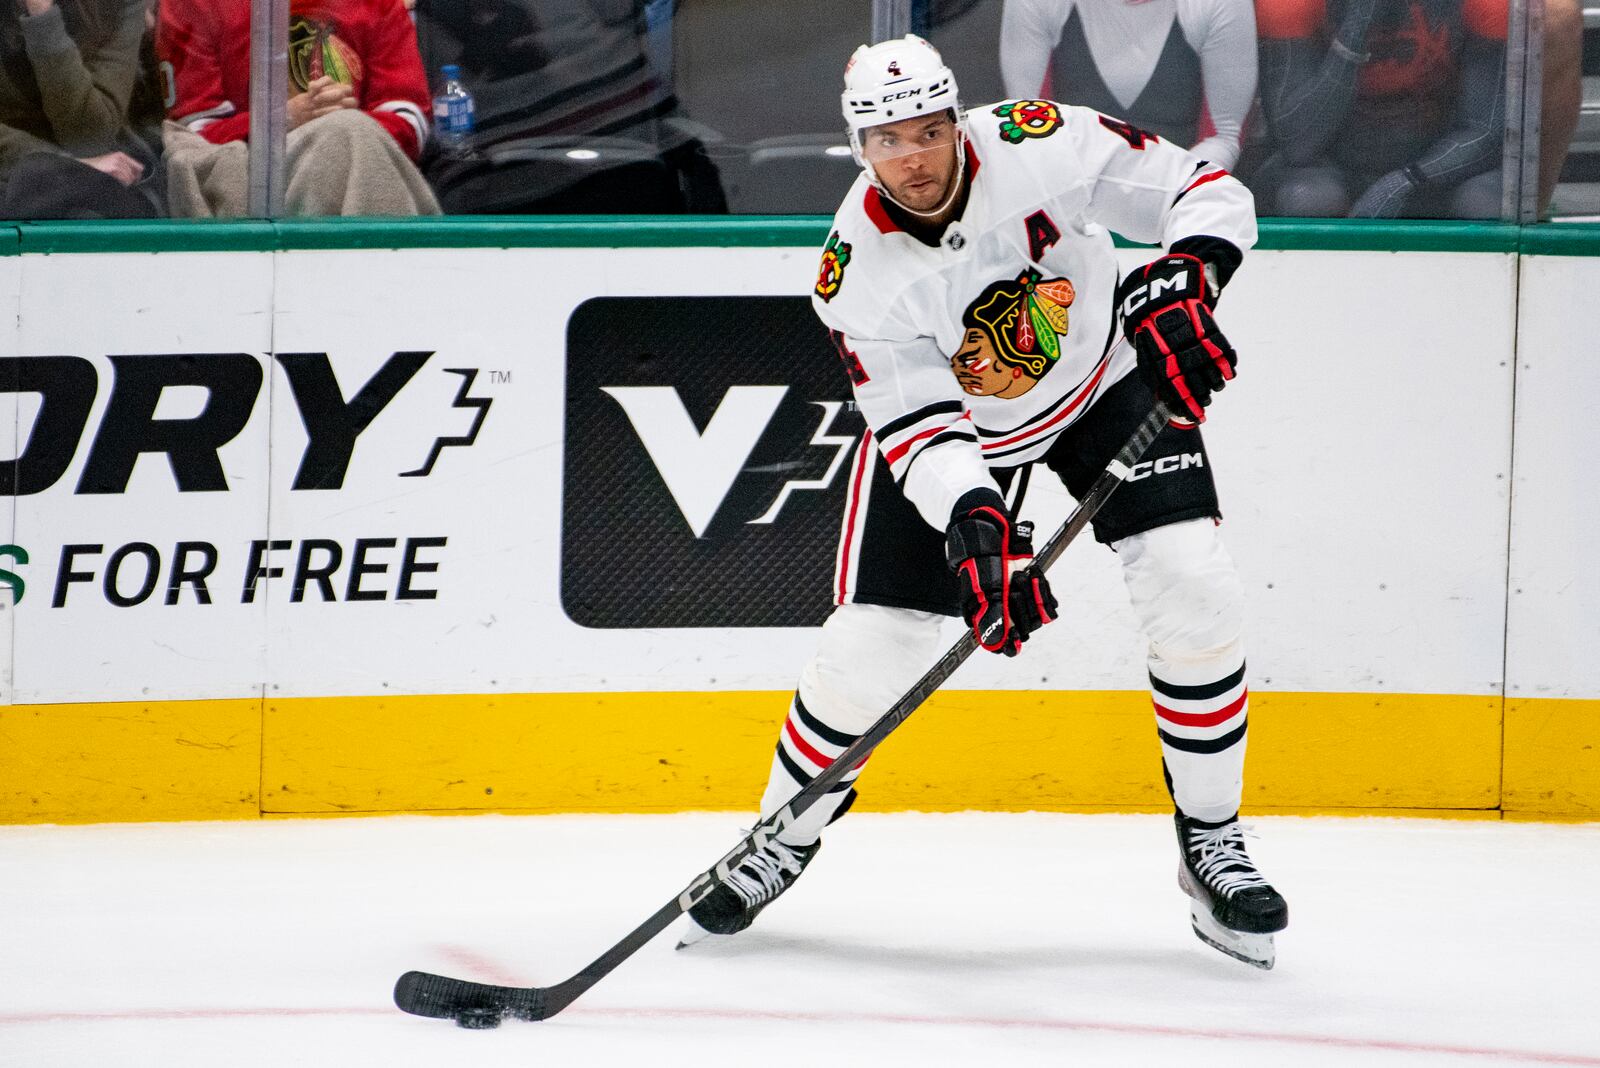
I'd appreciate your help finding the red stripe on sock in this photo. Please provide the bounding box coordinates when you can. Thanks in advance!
[1153,688,1248,728]
[783,718,868,773]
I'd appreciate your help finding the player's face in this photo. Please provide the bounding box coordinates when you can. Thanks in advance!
[861,113,960,212]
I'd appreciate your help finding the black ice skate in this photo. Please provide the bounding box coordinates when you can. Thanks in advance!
[1175,813,1288,970]
[677,838,821,948]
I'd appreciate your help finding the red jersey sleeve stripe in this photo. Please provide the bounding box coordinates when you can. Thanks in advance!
[1179,170,1232,197]
[883,412,972,465]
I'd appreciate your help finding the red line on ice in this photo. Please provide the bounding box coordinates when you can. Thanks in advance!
[577,1006,1600,1065]
[1,1002,1596,1064]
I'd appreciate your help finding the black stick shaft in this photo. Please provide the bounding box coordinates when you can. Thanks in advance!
[395,401,1173,1023]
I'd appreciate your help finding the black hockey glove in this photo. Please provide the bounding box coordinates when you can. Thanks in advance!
[1116,252,1237,424]
[945,491,1058,657]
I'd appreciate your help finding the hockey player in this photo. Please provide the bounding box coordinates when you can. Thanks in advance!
[681,35,1287,968]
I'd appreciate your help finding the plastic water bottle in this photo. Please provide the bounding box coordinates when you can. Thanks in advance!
[433,65,475,153]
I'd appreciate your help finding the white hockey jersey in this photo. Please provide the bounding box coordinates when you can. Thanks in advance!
[810,99,1256,531]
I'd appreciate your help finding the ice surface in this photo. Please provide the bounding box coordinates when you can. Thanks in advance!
[1,812,1596,1067]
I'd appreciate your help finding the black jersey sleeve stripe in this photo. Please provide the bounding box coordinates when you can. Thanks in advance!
[794,693,860,748]
[894,428,980,483]
[972,384,1075,438]
[1149,663,1247,702]
[980,428,1071,463]
[878,400,965,442]
[922,428,979,450]
[776,743,857,793]
[1157,718,1248,755]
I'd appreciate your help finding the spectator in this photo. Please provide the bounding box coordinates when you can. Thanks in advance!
[415,0,547,82]
[414,0,724,213]
[999,0,1258,171]
[0,0,166,217]
[1254,0,1507,218]
[158,0,440,215]
[1539,0,1581,217]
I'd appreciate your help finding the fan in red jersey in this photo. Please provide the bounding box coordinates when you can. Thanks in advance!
[157,0,439,215]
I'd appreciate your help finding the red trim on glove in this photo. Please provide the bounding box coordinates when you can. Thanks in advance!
[1032,577,1054,624]
[1202,336,1234,381]
[968,506,1015,653]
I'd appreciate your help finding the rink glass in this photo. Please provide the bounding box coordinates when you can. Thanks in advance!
[2,0,1561,220]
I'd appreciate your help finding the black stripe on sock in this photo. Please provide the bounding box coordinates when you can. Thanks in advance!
[1157,717,1248,755]
[828,787,859,824]
[793,693,860,748]
[1149,662,1247,702]
[776,743,856,794]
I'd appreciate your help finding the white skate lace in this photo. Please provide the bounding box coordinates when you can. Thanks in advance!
[725,841,806,908]
[1187,823,1270,898]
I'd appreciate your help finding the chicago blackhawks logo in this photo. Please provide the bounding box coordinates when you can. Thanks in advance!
[994,100,1063,143]
[814,231,852,303]
[953,269,1075,399]
[289,16,363,90]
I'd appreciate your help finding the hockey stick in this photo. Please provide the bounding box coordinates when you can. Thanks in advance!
[394,399,1174,1027]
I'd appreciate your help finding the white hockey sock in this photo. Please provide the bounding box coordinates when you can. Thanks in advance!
[756,603,945,844]
[1116,519,1249,824]
[1151,652,1248,824]
[759,691,867,846]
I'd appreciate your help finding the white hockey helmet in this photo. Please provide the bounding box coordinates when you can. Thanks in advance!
[841,35,965,184]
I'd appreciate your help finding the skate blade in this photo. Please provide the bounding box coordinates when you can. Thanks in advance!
[1189,901,1275,970]
[674,916,716,950]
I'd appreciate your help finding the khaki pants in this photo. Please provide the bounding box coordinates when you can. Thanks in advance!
[163,109,441,217]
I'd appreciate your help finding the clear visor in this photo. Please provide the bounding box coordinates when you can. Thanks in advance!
[857,116,959,163]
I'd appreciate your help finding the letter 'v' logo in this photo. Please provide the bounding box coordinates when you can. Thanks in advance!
[602,385,788,537]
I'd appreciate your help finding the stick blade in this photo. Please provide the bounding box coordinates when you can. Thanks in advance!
[394,969,548,1021]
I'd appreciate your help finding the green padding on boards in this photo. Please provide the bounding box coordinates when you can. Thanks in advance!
[1254,218,1519,252]
[16,219,278,254]
[1518,222,1600,257]
[0,216,1558,255]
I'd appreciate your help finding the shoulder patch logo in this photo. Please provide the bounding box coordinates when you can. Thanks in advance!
[815,232,852,303]
[953,268,1075,399]
[993,100,1063,144]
